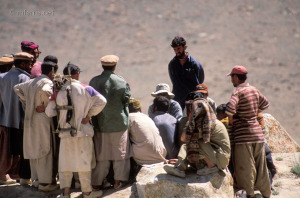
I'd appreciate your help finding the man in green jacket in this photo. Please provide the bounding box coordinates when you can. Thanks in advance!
[89,55,131,189]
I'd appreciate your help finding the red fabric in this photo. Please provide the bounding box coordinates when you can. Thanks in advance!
[227,65,248,76]
[0,127,20,180]
[30,61,42,79]
[21,41,39,50]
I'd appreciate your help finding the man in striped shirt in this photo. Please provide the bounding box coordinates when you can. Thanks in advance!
[226,66,271,198]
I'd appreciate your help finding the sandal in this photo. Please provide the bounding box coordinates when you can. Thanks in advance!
[114,181,125,189]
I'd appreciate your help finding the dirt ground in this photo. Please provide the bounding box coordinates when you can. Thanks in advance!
[0,0,300,197]
[0,152,299,198]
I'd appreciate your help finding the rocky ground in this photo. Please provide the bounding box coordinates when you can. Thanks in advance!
[0,152,299,198]
[0,0,300,197]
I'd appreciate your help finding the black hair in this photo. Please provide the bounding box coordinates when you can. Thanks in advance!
[63,62,80,75]
[43,55,58,64]
[233,74,247,82]
[171,36,186,48]
[21,46,32,53]
[0,63,13,73]
[185,91,205,101]
[14,59,30,68]
[153,96,170,112]
[102,65,115,70]
[41,61,58,75]
[216,104,227,114]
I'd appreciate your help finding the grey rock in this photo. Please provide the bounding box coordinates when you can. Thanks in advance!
[135,163,234,198]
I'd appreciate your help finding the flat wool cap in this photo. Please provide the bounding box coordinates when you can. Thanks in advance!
[0,56,14,65]
[100,55,119,66]
[14,52,34,61]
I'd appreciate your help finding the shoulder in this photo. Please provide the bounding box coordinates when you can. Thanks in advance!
[170,99,181,107]
[112,73,127,82]
[168,57,177,66]
[130,112,148,122]
[188,55,202,67]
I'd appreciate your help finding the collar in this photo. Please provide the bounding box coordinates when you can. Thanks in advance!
[153,111,167,115]
[12,67,30,76]
[103,70,114,74]
[237,82,249,88]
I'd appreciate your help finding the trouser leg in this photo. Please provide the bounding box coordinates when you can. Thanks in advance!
[78,171,92,193]
[91,160,110,186]
[59,171,73,189]
[113,159,130,181]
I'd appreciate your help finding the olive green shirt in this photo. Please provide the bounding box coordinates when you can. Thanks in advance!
[89,70,131,132]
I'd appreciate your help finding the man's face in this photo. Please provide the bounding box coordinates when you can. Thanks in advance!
[29,48,39,63]
[173,45,186,58]
[21,60,32,73]
[231,75,239,87]
[157,93,169,99]
[217,112,227,121]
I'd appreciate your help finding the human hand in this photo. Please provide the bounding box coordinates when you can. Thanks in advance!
[203,133,210,143]
[81,115,90,124]
[168,159,178,165]
[36,103,45,113]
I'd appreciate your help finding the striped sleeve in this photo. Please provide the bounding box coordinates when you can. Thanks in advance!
[258,91,269,112]
[225,92,239,115]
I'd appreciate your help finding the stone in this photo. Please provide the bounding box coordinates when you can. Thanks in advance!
[135,163,234,198]
[263,113,300,153]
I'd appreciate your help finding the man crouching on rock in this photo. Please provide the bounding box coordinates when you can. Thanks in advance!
[164,91,231,177]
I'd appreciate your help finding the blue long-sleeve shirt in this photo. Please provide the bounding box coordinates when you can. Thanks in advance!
[151,111,179,159]
[168,54,204,108]
[0,67,30,129]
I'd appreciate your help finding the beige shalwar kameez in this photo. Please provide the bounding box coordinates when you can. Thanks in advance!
[92,130,131,184]
[14,75,53,183]
[128,112,167,165]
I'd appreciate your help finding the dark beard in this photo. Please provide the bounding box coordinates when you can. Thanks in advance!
[176,50,186,59]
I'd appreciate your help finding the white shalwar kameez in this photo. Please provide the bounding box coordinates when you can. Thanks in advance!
[45,79,106,192]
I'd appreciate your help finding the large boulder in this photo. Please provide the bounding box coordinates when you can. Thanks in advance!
[135,163,234,198]
[263,113,300,153]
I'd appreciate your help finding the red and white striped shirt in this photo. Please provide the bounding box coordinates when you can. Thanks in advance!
[226,83,269,144]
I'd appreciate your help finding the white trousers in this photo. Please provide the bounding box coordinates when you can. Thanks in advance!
[59,171,92,192]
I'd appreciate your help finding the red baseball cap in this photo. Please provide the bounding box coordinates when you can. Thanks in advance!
[196,84,208,94]
[227,65,248,76]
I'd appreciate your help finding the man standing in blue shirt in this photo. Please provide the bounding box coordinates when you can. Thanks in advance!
[168,36,205,110]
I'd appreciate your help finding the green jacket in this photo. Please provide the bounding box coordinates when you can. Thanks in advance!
[89,70,131,132]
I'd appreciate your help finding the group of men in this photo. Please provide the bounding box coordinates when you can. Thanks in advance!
[0,36,273,198]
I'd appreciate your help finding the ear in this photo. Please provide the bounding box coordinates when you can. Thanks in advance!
[48,70,54,78]
[184,45,187,50]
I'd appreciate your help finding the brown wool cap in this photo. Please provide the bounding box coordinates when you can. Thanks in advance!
[100,55,119,66]
[13,52,34,61]
[196,84,208,94]
[0,56,14,65]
